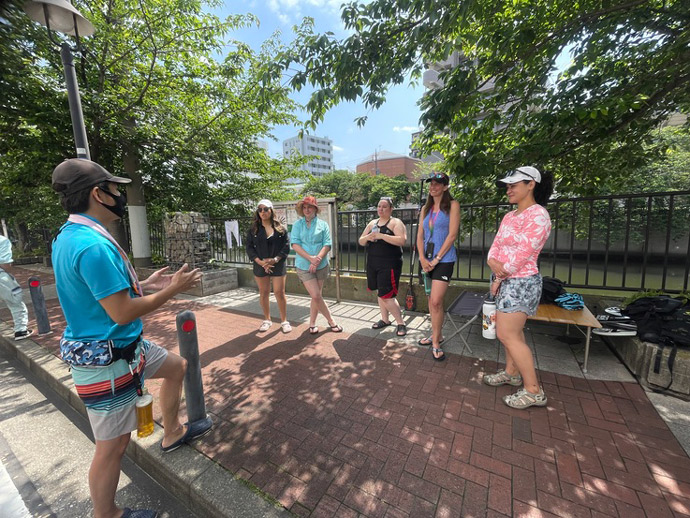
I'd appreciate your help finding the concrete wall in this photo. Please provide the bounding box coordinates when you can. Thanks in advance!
[236,266,478,314]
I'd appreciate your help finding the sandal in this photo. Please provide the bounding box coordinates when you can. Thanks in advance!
[258,320,272,332]
[396,324,407,336]
[329,323,344,333]
[309,326,319,335]
[483,370,523,387]
[417,336,444,346]
[503,388,547,409]
[432,347,446,362]
[281,321,292,333]
[372,319,392,330]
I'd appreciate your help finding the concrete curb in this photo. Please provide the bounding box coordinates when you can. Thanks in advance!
[0,328,290,518]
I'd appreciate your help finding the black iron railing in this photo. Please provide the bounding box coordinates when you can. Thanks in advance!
[336,190,690,293]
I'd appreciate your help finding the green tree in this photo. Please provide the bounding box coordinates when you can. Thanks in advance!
[0,0,301,253]
[300,170,415,209]
[276,0,689,200]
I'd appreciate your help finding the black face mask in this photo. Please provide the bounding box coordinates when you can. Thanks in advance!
[98,187,127,218]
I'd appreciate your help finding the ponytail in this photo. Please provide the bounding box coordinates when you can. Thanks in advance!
[534,170,554,206]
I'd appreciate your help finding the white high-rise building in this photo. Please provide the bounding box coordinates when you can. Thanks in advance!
[283,134,334,178]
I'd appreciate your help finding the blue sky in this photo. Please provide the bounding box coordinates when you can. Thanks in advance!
[211,1,426,170]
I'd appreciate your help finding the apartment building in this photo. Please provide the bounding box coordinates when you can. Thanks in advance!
[283,134,334,178]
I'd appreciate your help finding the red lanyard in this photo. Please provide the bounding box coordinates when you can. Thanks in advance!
[428,209,441,238]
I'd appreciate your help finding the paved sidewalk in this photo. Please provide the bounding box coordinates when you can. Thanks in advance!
[3,265,690,517]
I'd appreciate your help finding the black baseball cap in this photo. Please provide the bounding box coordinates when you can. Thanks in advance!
[52,158,131,196]
[424,172,450,185]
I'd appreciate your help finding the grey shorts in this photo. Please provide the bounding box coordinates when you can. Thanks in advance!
[495,274,542,316]
[296,264,330,283]
[74,341,168,441]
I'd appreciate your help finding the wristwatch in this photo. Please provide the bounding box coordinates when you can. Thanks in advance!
[435,255,442,261]
[274,256,280,263]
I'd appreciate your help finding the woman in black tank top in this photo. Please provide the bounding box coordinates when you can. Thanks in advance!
[358,197,408,336]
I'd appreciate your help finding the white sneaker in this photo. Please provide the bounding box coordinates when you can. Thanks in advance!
[258,320,272,332]
[280,321,292,333]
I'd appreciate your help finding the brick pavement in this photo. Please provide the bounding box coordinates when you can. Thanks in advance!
[3,270,690,517]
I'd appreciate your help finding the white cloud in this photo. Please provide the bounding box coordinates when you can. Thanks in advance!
[393,126,419,133]
[333,145,344,152]
[266,0,343,26]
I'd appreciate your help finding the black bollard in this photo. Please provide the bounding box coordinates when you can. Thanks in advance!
[176,310,212,434]
[28,277,52,335]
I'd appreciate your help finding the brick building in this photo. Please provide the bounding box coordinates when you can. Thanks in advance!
[356,151,421,181]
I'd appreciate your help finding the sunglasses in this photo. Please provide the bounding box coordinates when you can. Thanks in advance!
[505,169,536,181]
[427,172,448,180]
[257,207,271,213]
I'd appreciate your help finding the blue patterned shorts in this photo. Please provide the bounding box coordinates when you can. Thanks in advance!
[495,274,542,316]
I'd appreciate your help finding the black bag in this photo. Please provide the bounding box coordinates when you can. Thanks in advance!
[622,296,684,344]
[540,277,565,304]
[660,306,690,349]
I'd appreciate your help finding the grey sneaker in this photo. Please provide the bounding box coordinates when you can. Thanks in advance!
[503,388,547,409]
[14,329,34,341]
[483,369,522,387]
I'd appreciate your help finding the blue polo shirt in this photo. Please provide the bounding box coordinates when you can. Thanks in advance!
[290,217,331,271]
[52,214,142,347]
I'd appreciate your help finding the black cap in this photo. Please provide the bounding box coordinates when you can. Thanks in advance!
[424,172,450,185]
[52,159,131,196]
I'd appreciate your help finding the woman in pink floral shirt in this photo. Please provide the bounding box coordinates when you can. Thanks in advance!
[483,166,553,410]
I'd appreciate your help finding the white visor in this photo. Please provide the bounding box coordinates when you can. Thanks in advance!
[257,199,273,209]
[497,166,541,184]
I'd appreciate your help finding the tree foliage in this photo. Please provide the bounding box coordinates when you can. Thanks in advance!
[301,170,416,209]
[276,0,690,200]
[0,0,301,249]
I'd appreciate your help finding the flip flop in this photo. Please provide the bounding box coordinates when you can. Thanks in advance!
[372,319,392,329]
[432,347,446,362]
[329,323,344,333]
[417,336,444,346]
[309,326,319,335]
[396,324,407,336]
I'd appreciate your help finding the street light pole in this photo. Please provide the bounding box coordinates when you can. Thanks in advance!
[24,0,94,160]
[60,41,90,159]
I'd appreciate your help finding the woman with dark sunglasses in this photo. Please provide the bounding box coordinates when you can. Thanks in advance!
[358,197,408,336]
[416,172,460,361]
[483,166,553,409]
[246,199,291,333]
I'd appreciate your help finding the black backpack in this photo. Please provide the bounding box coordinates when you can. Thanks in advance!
[541,277,565,304]
[622,296,684,344]
[661,306,690,349]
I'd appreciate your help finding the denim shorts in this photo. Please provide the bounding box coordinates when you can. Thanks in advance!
[495,274,542,316]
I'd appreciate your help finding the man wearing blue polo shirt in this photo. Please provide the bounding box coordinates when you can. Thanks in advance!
[51,158,209,518]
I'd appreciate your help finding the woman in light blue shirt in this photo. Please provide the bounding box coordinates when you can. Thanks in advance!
[290,195,343,335]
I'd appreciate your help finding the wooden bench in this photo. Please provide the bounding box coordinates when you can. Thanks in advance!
[528,304,602,373]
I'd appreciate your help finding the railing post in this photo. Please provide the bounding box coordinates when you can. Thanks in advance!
[28,277,52,335]
[176,310,213,432]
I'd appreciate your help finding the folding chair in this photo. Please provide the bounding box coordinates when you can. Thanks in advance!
[445,291,486,355]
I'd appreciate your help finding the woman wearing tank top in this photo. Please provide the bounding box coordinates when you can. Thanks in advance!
[358,197,408,336]
[416,172,460,361]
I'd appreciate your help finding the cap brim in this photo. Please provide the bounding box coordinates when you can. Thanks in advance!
[496,177,523,185]
[109,175,132,184]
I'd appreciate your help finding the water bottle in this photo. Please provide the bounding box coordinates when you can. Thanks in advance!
[422,271,432,295]
[482,295,497,339]
[370,223,379,241]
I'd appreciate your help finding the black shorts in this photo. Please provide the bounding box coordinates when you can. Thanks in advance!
[253,261,287,278]
[419,261,455,283]
[367,259,402,299]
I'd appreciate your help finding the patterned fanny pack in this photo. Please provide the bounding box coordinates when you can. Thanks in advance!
[60,336,141,367]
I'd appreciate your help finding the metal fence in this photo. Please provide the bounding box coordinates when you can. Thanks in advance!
[142,190,690,292]
[336,190,690,293]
